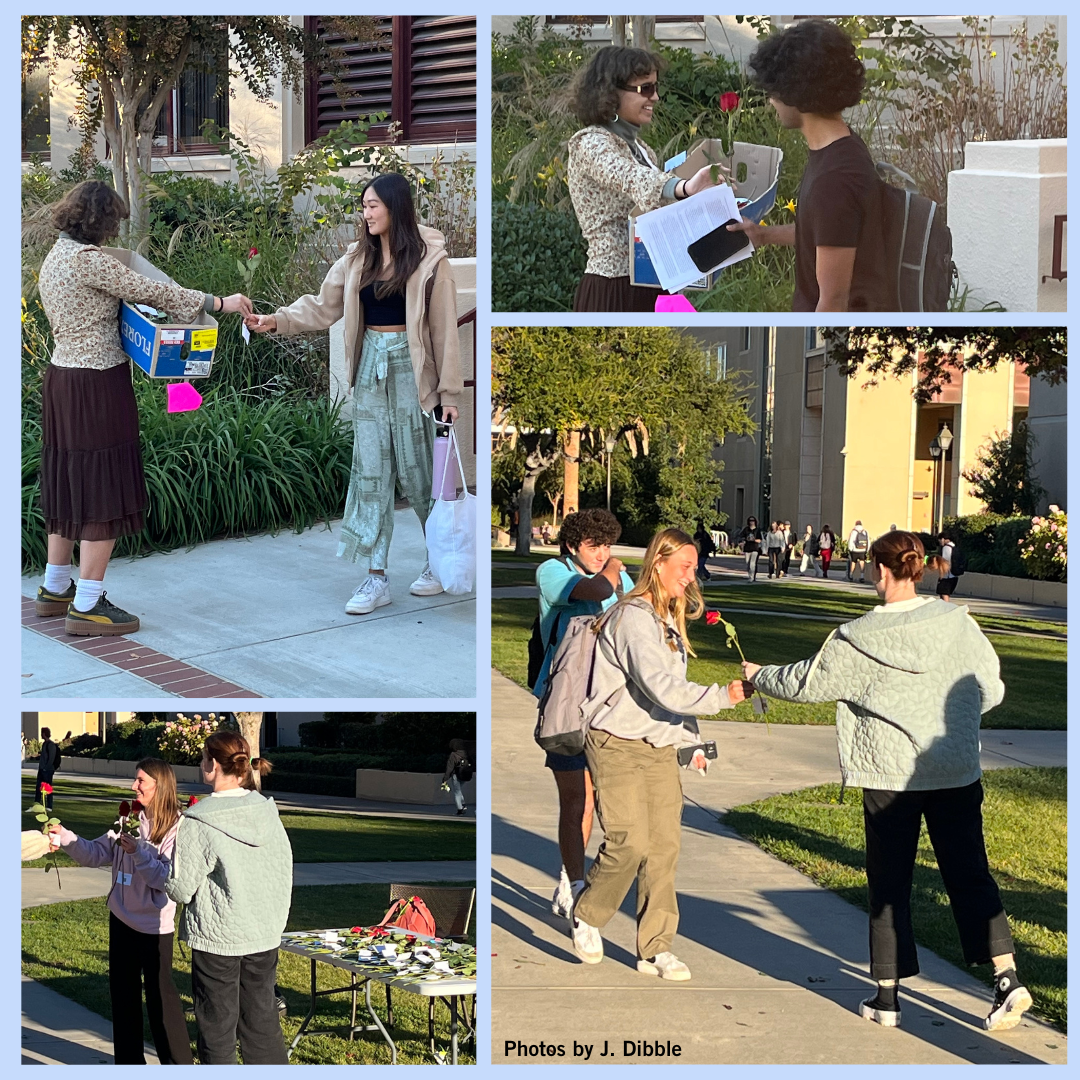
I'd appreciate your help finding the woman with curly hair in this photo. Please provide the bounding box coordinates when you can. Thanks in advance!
[567,46,724,311]
[34,181,251,635]
[727,19,891,312]
[568,528,751,980]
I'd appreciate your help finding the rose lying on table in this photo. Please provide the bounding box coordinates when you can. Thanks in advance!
[283,927,477,981]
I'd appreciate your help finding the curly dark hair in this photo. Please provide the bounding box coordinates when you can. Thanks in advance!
[559,508,623,554]
[571,45,667,126]
[748,19,865,115]
[51,180,129,246]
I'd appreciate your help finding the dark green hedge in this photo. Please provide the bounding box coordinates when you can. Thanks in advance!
[492,202,586,312]
[942,513,1032,578]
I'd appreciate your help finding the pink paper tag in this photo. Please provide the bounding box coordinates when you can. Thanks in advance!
[654,294,697,313]
[167,381,203,413]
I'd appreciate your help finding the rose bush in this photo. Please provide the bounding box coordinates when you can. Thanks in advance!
[156,713,217,766]
[1018,506,1067,582]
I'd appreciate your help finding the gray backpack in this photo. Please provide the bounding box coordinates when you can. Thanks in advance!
[534,611,612,756]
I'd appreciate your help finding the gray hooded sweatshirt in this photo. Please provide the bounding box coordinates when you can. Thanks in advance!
[752,597,1005,791]
[165,791,293,956]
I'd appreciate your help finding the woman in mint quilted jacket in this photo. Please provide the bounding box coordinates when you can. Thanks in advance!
[743,530,1032,1034]
[165,732,293,1064]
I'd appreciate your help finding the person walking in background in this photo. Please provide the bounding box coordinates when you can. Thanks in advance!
[818,524,836,577]
[693,522,715,581]
[166,733,292,1065]
[742,530,1031,1032]
[567,46,725,311]
[36,728,61,811]
[50,759,193,1064]
[847,519,871,582]
[532,509,634,919]
[781,521,796,577]
[246,172,462,615]
[935,532,960,601]
[766,521,786,579]
[441,738,473,815]
[570,528,751,979]
[738,516,764,582]
[33,180,251,636]
[799,524,819,576]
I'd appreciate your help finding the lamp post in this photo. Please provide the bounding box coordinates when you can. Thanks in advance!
[604,432,618,511]
[928,436,941,535]
[936,424,954,530]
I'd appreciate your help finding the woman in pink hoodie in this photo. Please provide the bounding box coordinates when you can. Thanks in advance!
[50,757,192,1064]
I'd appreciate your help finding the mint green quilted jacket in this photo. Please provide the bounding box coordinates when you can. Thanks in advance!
[751,599,1004,791]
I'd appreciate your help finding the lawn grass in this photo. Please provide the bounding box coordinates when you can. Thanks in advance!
[491,580,1066,729]
[725,768,1066,1031]
[21,788,474,867]
[22,882,476,1063]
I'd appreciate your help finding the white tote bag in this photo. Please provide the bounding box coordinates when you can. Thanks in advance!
[425,425,476,595]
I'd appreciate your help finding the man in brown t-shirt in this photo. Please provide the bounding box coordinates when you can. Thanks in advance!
[727,19,892,312]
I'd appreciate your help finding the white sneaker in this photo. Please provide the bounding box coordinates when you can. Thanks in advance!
[345,575,392,615]
[637,951,691,981]
[551,867,573,917]
[409,563,444,596]
[570,914,603,964]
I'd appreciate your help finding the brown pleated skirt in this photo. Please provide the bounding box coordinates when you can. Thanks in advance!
[40,362,147,541]
[573,273,669,313]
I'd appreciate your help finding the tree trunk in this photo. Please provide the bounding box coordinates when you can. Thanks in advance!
[235,712,265,791]
[563,431,580,517]
[516,474,537,556]
[611,16,627,47]
[631,16,655,46]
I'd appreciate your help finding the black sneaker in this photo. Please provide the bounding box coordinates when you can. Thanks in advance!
[859,994,901,1027]
[65,593,141,636]
[984,969,1032,1031]
[35,579,76,617]
[456,806,467,816]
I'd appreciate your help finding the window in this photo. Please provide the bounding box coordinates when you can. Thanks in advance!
[306,16,476,145]
[704,343,727,381]
[805,326,826,352]
[22,68,50,160]
[152,39,228,156]
[546,16,704,25]
[741,327,752,353]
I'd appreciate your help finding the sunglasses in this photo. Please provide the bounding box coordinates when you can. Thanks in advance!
[622,81,660,97]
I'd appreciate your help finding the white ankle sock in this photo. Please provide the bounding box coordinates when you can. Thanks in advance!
[73,579,105,612]
[44,563,73,593]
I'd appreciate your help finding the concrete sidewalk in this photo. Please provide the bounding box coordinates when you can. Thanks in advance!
[491,672,1066,1065]
[23,514,475,699]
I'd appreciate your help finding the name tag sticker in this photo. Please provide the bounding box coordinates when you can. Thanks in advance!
[117,871,132,886]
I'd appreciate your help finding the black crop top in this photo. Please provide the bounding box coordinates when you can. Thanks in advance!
[360,281,407,325]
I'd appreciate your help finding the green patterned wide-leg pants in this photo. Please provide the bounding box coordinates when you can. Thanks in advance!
[338,330,435,569]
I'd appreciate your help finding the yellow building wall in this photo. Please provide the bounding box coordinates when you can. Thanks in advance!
[841,364,919,539]
[955,364,1017,517]
[30,712,136,739]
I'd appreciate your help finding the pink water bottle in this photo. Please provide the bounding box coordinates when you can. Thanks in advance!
[431,428,457,501]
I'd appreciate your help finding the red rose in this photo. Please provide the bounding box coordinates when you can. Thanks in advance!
[705,610,720,626]
[350,926,364,933]
[39,783,53,795]
[187,796,199,808]
[720,92,740,113]
[249,246,258,258]
[118,800,130,817]
[131,801,144,815]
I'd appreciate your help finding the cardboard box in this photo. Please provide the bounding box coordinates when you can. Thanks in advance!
[102,248,219,378]
[629,139,783,289]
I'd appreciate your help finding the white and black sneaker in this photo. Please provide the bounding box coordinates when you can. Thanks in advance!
[859,992,901,1027]
[984,969,1033,1031]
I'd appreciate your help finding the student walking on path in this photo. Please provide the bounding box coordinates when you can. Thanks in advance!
[766,521,787,578]
[35,728,61,810]
[532,509,633,918]
[818,524,836,577]
[50,758,193,1065]
[799,524,819,576]
[727,19,891,312]
[570,528,751,980]
[165,733,293,1065]
[847,519,871,581]
[738,516,764,581]
[742,530,1033,1032]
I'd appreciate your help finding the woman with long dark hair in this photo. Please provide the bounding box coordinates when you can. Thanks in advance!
[246,171,462,613]
[33,180,251,635]
[165,732,292,1064]
[743,530,1031,1031]
[567,46,723,311]
[51,758,192,1064]
[570,528,750,979]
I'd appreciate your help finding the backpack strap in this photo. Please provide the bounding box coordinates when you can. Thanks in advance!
[424,266,437,312]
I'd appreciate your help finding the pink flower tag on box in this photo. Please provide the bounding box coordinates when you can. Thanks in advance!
[167,381,203,413]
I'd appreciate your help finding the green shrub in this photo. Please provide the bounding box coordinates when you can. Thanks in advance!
[1018,509,1067,582]
[942,512,1033,578]
[68,733,103,755]
[298,721,339,748]
[107,719,146,746]
[492,202,585,312]
[261,771,356,798]
[139,723,167,756]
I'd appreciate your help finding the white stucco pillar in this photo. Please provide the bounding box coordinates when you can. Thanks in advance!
[947,139,1067,312]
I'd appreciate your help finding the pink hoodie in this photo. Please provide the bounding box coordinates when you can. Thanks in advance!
[56,812,180,936]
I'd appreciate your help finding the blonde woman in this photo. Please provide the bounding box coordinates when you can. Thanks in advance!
[569,528,751,979]
[50,759,192,1064]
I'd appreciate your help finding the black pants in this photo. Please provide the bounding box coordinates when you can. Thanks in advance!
[108,913,193,1065]
[768,548,782,577]
[35,771,54,811]
[782,546,792,574]
[190,948,288,1064]
[863,781,1014,980]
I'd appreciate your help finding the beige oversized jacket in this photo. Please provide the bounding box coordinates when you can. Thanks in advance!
[272,225,462,413]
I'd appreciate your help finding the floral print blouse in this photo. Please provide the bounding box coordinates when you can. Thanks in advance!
[38,235,208,370]
[567,125,677,279]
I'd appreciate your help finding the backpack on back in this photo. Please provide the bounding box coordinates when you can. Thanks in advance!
[852,527,869,552]
[950,547,967,576]
[526,615,560,691]
[534,611,611,756]
[453,754,473,782]
[378,895,437,936]
[877,162,953,312]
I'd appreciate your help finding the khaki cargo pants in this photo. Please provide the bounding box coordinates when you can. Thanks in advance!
[574,729,683,960]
